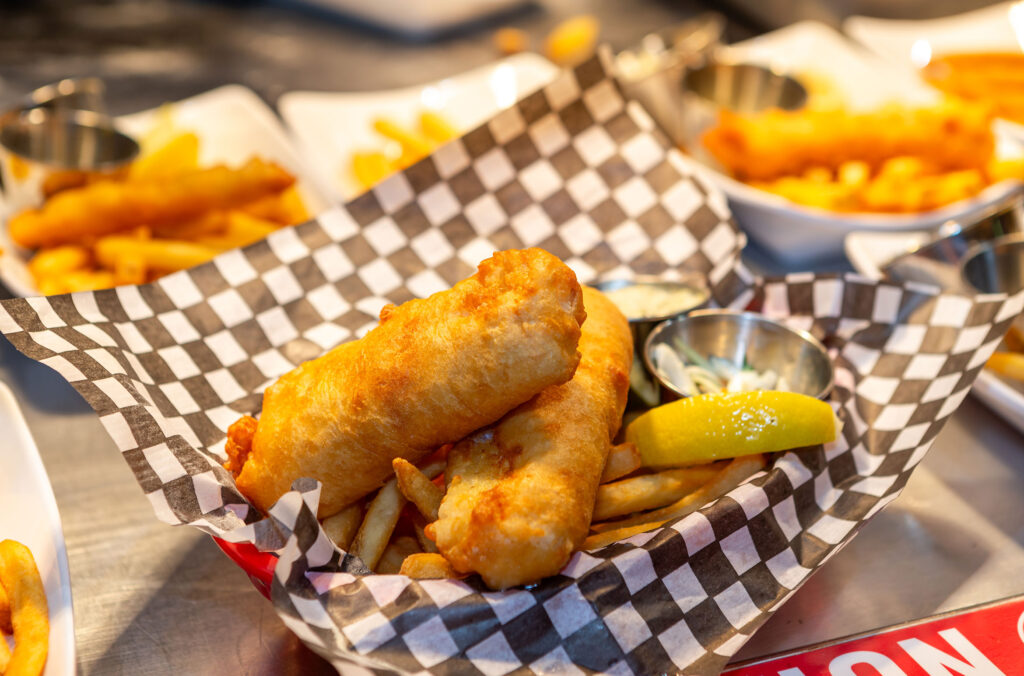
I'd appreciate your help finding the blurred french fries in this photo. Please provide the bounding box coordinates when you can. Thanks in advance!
[348,111,458,193]
[702,98,1024,213]
[12,123,309,295]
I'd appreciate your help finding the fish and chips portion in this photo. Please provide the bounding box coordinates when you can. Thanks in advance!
[222,247,839,589]
[701,100,1024,213]
[0,540,49,676]
[7,126,309,295]
[427,286,633,589]
[226,248,587,518]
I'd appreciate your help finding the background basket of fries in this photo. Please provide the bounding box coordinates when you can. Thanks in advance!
[661,22,1024,265]
[1,56,1021,675]
[0,85,331,297]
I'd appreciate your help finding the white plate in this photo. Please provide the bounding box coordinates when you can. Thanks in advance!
[278,53,561,203]
[845,229,1024,435]
[0,84,334,298]
[845,2,1024,140]
[678,21,1022,265]
[0,379,75,674]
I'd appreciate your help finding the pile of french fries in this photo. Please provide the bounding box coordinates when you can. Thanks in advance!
[320,441,766,579]
[701,99,1024,213]
[0,539,49,675]
[10,126,308,295]
[349,112,458,192]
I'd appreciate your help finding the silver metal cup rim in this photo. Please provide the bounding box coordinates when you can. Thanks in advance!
[642,308,835,400]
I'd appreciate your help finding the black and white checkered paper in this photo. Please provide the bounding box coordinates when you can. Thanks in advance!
[2,56,1021,675]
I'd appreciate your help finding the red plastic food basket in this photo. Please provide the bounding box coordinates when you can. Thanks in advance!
[213,537,278,599]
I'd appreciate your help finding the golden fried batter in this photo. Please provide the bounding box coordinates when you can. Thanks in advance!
[427,287,632,589]
[228,248,586,518]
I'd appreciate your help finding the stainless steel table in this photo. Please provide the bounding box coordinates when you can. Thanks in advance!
[1,1,1022,673]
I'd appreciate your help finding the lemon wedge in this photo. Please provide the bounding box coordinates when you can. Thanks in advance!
[625,391,838,468]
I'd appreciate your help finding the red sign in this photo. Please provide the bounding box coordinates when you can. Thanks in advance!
[724,595,1024,675]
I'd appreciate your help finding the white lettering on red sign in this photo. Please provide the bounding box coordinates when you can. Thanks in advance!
[898,629,1006,676]
[829,651,907,675]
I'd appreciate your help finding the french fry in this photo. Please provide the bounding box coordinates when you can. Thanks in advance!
[321,503,363,550]
[196,211,279,250]
[113,253,148,287]
[129,131,200,181]
[376,536,421,574]
[987,352,1024,382]
[350,458,445,570]
[0,630,9,673]
[589,455,767,534]
[600,442,642,483]
[419,111,458,145]
[0,539,49,676]
[61,270,117,293]
[351,151,393,190]
[0,580,11,633]
[392,458,444,522]
[1005,325,1024,353]
[237,187,309,226]
[400,553,460,579]
[27,246,90,280]
[592,464,724,522]
[372,119,433,159]
[350,479,406,571]
[149,210,228,240]
[410,513,439,554]
[276,186,309,224]
[10,158,295,249]
[583,520,669,550]
[544,14,600,67]
[94,236,221,272]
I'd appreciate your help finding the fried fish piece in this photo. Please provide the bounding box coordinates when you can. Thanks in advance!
[9,158,295,248]
[427,286,632,589]
[227,248,587,518]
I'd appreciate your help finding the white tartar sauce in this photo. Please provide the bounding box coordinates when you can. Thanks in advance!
[604,283,706,320]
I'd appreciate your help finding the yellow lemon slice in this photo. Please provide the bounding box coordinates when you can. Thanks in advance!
[625,391,838,468]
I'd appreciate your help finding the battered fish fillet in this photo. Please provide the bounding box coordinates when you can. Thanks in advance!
[227,248,586,518]
[427,287,632,589]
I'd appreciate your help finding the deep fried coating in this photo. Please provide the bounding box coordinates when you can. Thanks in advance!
[702,103,994,182]
[9,158,295,248]
[228,248,586,518]
[427,287,632,589]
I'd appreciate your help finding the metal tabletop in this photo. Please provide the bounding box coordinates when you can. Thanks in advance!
[0,1,1021,674]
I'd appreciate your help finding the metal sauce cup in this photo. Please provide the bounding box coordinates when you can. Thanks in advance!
[592,274,711,356]
[592,275,711,408]
[960,232,1024,295]
[643,309,834,405]
[0,107,139,216]
[960,233,1024,339]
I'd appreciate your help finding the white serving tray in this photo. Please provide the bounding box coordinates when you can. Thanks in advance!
[0,379,75,674]
[278,53,560,203]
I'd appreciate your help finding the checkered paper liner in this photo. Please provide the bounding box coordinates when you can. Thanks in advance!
[1,55,1020,674]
